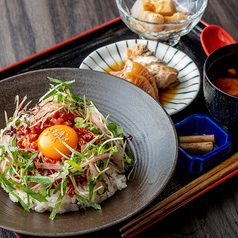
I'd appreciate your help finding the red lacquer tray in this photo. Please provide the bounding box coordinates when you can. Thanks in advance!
[1,18,238,238]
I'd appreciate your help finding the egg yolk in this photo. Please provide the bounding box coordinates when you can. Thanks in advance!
[38,125,78,159]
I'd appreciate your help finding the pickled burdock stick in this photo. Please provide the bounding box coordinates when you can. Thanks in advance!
[179,142,214,155]
[179,135,215,143]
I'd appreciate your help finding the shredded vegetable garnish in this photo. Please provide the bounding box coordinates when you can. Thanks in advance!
[0,77,134,220]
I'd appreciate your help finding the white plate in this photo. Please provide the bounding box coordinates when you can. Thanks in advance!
[79,39,200,115]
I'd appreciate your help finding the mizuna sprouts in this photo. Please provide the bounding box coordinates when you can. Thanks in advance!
[0,77,134,219]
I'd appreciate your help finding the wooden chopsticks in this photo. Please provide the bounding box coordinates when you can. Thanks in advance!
[120,152,238,238]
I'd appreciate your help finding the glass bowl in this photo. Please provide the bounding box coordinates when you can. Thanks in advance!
[115,0,208,46]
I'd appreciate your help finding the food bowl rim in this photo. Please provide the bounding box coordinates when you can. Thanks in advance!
[204,43,238,100]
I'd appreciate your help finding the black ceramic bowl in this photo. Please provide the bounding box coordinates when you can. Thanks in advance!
[203,43,238,132]
[0,68,177,236]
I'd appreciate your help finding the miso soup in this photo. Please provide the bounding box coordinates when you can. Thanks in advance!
[212,67,238,97]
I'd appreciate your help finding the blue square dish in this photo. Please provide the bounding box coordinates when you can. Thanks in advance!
[175,114,231,174]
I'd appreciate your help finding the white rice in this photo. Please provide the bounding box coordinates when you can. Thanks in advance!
[1,168,127,214]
